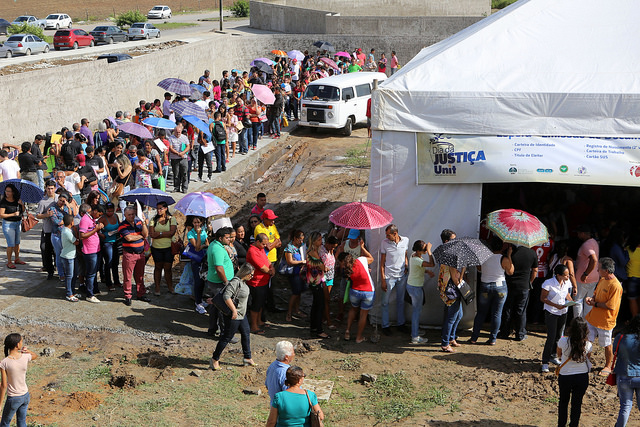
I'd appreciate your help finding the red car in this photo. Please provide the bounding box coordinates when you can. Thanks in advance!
[53,29,94,50]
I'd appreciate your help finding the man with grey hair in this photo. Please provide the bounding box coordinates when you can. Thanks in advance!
[265,340,295,404]
[585,257,623,376]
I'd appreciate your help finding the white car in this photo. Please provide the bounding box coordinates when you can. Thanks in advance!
[38,14,72,30]
[147,6,172,19]
[10,16,39,27]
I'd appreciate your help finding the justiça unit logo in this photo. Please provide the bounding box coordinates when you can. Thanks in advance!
[430,135,486,176]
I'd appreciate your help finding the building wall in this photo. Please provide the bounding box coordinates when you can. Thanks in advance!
[257,0,490,16]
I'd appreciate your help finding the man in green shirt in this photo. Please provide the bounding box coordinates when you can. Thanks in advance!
[347,58,362,73]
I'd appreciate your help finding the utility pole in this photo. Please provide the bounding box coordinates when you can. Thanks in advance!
[219,0,223,31]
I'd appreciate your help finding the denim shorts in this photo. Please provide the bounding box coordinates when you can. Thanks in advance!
[626,277,640,299]
[2,220,21,247]
[349,289,375,310]
[151,246,173,264]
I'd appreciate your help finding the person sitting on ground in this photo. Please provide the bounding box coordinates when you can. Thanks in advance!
[265,341,295,405]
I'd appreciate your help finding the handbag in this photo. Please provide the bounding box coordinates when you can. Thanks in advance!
[211,281,239,317]
[606,334,623,386]
[457,280,475,305]
[554,358,570,377]
[171,231,185,256]
[277,257,295,276]
[21,212,39,232]
[182,243,205,263]
[305,390,323,427]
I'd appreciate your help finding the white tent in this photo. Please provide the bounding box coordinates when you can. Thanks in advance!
[367,0,640,327]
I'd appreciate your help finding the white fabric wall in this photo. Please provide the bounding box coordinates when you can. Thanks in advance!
[366,130,482,328]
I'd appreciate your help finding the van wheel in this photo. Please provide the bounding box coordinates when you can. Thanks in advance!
[343,118,352,136]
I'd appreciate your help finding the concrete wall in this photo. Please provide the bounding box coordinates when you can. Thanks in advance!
[0,33,437,144]
[260,0,490,16]
[250,2,335,34]
[326,16,482,37]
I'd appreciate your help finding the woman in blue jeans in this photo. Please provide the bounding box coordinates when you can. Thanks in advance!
[406,240,435,344]
[0,184,25,269]
[98,203,122,290]
[440,264,465,353]
[470,237,514,345]
[613,314,640,426]
[0,333,38,427]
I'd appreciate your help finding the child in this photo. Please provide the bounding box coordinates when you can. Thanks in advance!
[61,213,80,302]
[0,333,38,427]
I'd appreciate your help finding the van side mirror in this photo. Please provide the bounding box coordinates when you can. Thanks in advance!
[345,95,351,101]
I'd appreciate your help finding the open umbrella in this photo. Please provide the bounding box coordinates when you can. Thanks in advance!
[120,188,175,206]
[329,201,392,230]
[319,57,338,70]
[335,51,351,59]
[251,57,275,66]
[142,117,176,130]
[190,83,206,93]
[172,101,208,121]
[271,49,287,57]
[485,209,549,248]
[174,192,229,217]
[0,179,44,204]
[107,116,118,128]
[313,41,335,52]
[118,122,153,140]
[433,237,493,270]
[182,115,211,139]
[287,50,304,61]
[251,84,275,105]
[253,61,274,75]
[158,78,192,96]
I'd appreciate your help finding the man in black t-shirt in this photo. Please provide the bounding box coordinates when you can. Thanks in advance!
[17,141,38,185]
[499,245,538,341]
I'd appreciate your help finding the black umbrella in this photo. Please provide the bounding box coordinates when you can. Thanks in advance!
[313,40,335,52]
[433,237,493,270]
[253,60,273,75]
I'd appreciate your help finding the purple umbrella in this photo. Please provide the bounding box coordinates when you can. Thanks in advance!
[251,57,275,66]
[174,192,229,217]
[158,78,192,96]
[119,122,153,139]
[108,116,118,128]
[172,101,208,121]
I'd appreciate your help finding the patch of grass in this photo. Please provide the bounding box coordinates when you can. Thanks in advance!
[544,395,559,404]
[342,143,370,167]
[336,356,362,371]
[492,0,518,9]
[155,22,198,30]
[85,365,111,380]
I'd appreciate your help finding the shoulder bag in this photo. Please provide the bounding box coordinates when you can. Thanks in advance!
[305,390,323,427]
[211,280,240,317]
[606,334,623,386]
[457,279,475,305]
[21,212,39,233]
[277,256,295,276]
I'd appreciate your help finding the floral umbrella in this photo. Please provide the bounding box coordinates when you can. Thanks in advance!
[485,209,549,248]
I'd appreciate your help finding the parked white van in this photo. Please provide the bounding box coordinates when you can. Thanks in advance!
[299,72,386,136]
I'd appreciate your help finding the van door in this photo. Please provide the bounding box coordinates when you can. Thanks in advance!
[342,86,356,125]
[354,83,372,123]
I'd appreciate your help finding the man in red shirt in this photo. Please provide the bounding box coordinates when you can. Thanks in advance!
[366,98,372,138]
[355,48,366,67]
[246,233,275,333]
[251,193,267,216]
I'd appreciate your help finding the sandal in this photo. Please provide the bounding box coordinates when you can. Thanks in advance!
[450,340,461,347]
[14,259,26,265]
[65,295,79,302]
[328,324,338,331]
[599,368,612,377]
[344,331,351,341]
[316,332,331,339]
[355,337,367,344]
[441,345,457,353]
[293,311,308,319]
[251,329,265,335]
[6,263,15,269]
[286,313,292,322]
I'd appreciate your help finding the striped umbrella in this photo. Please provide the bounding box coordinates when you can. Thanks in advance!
[157,78,192,96]
[172,101,208,121]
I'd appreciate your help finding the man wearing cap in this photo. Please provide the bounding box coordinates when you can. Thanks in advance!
[355,48,366,67]
[254,210,281,264]
[48,192,73,280]
[575,225,599,318]
[380,224,410,335]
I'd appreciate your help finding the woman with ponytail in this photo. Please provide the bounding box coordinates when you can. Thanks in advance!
[0,333,38,427]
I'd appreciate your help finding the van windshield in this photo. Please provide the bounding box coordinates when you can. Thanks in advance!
[303,85,340,101]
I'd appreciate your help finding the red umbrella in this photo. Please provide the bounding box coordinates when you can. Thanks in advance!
[319,57,338,70]
[329,202,393,230]
[485,209,549,247]
[252,84,275,105]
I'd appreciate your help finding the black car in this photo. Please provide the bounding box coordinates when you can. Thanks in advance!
[96,53,132,63]
[89,25,128,45]
[0,19,10,35]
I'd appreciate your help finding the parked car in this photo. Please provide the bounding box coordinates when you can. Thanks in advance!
[0,34,49,57]
[10,16,39,27]
[89,26,128,45]
[127,22,160,40]
[97,53,132,63]
[53,29,94,50]
[0,19,10,35]
[147,5,172,19]
[39,14,72,30]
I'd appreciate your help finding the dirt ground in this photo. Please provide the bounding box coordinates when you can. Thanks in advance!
[1,127,635,426]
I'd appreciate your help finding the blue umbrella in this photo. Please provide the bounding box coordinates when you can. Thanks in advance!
[172,101,208,121]
[190,83,206,93]
[120,188,175,207]
[0,179,44,203]
[143,117,176,130]
[182,115,211,139]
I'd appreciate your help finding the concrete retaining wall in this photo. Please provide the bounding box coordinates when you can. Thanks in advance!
[257,0,489,16]
[250,2,335,34]
[326,16,482,37]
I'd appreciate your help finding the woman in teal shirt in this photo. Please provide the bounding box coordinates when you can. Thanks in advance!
[187,216,209,314]
[266,366,324,427]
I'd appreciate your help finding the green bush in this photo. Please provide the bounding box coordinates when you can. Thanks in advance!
[115,10,147,28]
[8,23,52,43]
[492,0,518,9]
[230,0,250,17]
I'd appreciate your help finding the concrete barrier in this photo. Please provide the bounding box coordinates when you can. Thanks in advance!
[254,0,489,16]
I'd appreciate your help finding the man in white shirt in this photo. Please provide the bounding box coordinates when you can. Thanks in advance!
[380,224,410,335]
[0,149,21,180]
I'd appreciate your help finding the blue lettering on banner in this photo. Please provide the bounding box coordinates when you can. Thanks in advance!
[431,138,486,176]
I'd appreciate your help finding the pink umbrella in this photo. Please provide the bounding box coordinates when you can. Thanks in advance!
[335,51,351,59]
[251,84,275,105]
[329,202,393,230]
[119,122,153,140]
[319,57,338,70]
[485,209,549,248]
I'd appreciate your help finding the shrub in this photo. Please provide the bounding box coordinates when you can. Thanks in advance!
[230,0,250,17]
[8,23,46,38]
[492,0,518,9]
[115,10,147,28]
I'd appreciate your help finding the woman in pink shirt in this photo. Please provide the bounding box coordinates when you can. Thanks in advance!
[79,205,105,303]
[0,333,38,427]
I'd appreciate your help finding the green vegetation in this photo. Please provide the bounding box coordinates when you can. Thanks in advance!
[154,22,198,30]
[231,0,250,17]
[8,24,52,43]
[342,143,370,167]
[115,10,147,28]
[492,0,518,9]
[336,356,362,371]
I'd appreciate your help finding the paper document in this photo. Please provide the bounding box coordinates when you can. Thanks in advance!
[200,143,215,154]
[154,138,167,152]
[564,300,581,307]
[135,200,145,221]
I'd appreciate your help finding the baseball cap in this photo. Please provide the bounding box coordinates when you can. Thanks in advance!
[348,229,360,239]
[261,209,278,220]
[76,153,86,166]
[65,131,74,139]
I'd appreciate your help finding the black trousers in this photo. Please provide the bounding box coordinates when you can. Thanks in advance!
[500,288,530,339]
[40,231,54,275]
[558,373,589,427]
[310,284,325,334]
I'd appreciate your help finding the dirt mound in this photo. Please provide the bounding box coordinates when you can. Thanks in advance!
[65,391,102,411]
[109,371,144,389]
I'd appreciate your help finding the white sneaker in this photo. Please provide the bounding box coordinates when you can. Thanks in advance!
[203,177,211,182]
[195,303,207,314]
[87,296,101,303]
[541,364,549,373]
[550,357,562,365]
[411,336,428,344]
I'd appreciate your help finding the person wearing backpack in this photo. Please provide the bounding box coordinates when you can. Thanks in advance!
[212,111,227,173]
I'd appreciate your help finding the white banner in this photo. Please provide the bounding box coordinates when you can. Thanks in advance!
[416,133,640,186]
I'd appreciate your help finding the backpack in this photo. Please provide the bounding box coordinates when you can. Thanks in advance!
[61,142,75,160]
[214,121,227,142]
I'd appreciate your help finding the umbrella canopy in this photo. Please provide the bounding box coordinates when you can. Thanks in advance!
[174,192,229,217]
[485,209,549,248]
[335,51,351,59]
[182,115,211,138]
[329,201,393,230]
[287,50,304,61]
[118,122,153,140]
[157,78,192,96]
[271,49,287,57]
[313,41,335,52]
[107,116,118,128]
[142,117,176,130]
[251,84,275,105]
[120,188,175,206]
[0,179,44,204]
[319,57,338,70]
[253,61,274,74]
[251,57,275,66]
[190,83,206,93]
[172,101,208,121]
[433,237,493,270]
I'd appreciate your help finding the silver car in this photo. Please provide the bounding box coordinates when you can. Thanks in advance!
[0,34,49,57]
[127,22,160,40]
[10,16,39,27]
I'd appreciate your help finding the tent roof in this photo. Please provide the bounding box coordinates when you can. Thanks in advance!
[373,0,640,137]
